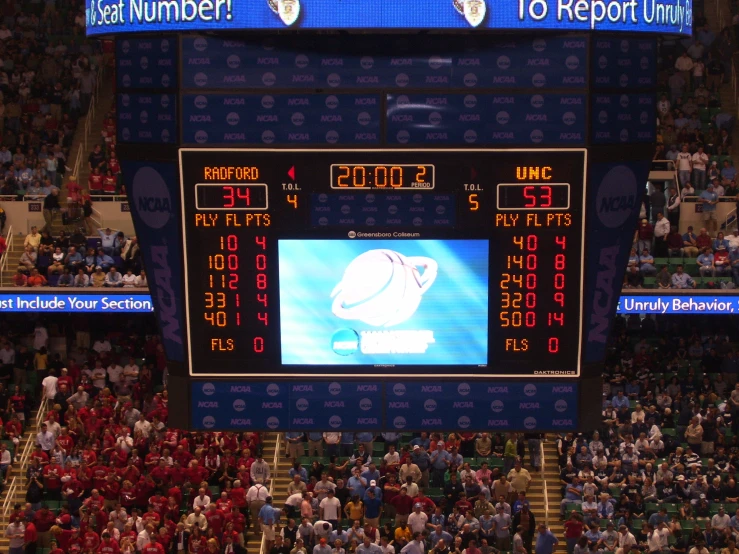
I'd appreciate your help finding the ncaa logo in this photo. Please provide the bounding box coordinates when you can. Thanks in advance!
[565,56,579,70]
[598,55,608,69]
[620,39,629,53]
[227,55,241,69]
[393,383,406,396]
[464,95,477,108]
[326,131,339,144]
[327,73,341,87]
[121,128,130,140]
[366,194,375,204]
[161,39,170,52]
[463,73,478,87]
[194,72,207,87]
[524,384,537,396]
[161,129,170,142]
[341,205,351,214]
[620,74,629,87]
[233,399,246,412]
[194,95,208,109]
[458,383,470,396]
[464,130,478,143]
[396,130,410,144]
[530,129,544,143]
[365,217,376,226]
[620,129,629,142]
[121,94,130,107]
[424,399,437,412]
[595,165,638,228]
[261,95,275,109]
[491,400,504,413]
[388,205,398,215]
[620,95,630,108]
[458,416,471,429]
[359,398,372,411]
[202,383,215,396]
[131,166,172,229]
[161,74,170,87]
[202,416,215,429]
[291,112,305,126]
[319,217,328,226]
[532,73,546,87]
[428,112,442,125]
[329,382,342,395]
[160,95,170,108]
[194,130,208,144]
[562,112,576,125]
[262,130,276,144]
[555,399,568,412]
[396,95,410,107]
[393,416,407,429]
[531,95,544,108]
[532,39,546,52]
[413,217,423,226]
[121,40,130,54]
[318,193,328,203]
[524,417,537,429]
[640,56,650,70]
[295,54,309,68]
[640,111,649,124]
[267,383,280,396]
[360,56,374,69]
[412,194,422,203]
[122,74,131,87]
[496,111,510,125]
[395,73,410,87]
[497,56,511,70]
[325,95,339,109]
[266,417,280,429]
[435,205,445,215]
[329,415,342,428]
[226,112,240,126]
[262,72,276,86]
[598,110,608,124]
[357,112,371,126]
[428,55,443,70]
[139,56,149,70]
[193,37,208,52]
[296,398,309,411]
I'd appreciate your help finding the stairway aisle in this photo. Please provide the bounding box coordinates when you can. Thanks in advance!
[1,236,26,285]
[246,433,279,554]
[543,436,566,552]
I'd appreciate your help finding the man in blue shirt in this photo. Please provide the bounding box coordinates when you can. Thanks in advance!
[361,465,381,489]
[410,433,430,451]
[340,432,356,457]
[65,246,83,272]
[356,432,375,454]
[258,497,281,551]
[535,524,559,554]
[95,248,114,272]
[430,443,451,487]
[697,247,715,277]
[285,432,304,461]
[722,160,737,183]
[611,391,629,410]
[559,476,583,518]
[411,447,431,488]
[362,488,383,528]
[307,432,323,458]
[700,183,719,234]
[347,468,367,499]
[682,226,699,257]
[98,227,120,255]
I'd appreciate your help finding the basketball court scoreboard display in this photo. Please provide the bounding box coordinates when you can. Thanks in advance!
[179,148,587,378]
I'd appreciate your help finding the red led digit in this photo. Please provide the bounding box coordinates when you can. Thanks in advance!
[255,236,266,250]
[525,293,536,308]
[554,254,566,270]
[526,255,537,270]
[258,312,268,326]
[527,235,538,250]
[256,274,267,290]
[523,186,536,207]
[548,313,564,326]
[235,294,241,307]
[548,337,559,353]
[525,312,535,327]
[223,186,235,208]
[227,235,238,251]
[227,254,239,270]
[254,337,264,353]
[554,274,565,290]
[554,292,565,307]
[256,254,267,271]
[526,274,536,289]
[236,313,241,326]
[236,187,251,206]
[228,274,238,290]
[257,293,268,307]
[555,236,566,249]
[540,186,552,207]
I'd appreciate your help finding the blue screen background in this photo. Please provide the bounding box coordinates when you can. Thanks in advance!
[278,239,489,365]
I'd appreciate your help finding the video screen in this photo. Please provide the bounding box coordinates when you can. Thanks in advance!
[278,239,489,365]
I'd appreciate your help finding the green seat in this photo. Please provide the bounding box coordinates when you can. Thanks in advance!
[699,107,711,122]
[643,277,656,288]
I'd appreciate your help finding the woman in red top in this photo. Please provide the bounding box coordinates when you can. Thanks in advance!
[564,511,585,554]
[88,168,103,192]
[102,170,117,193]
[66,176,82,204]
[188,527,206,554]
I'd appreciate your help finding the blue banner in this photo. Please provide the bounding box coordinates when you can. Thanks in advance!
[181,35,588,91]
[0,293,153,312]
[116,38,177,89]
[591,94,656,144]
[86,0,693,35]
[386,381,578,431]
[182,93,381,145]
[117,94,177,144]
[386,93,586,146]
[191,381,290,431]
[592,37,657,89]
[618,295,739,314]
[120,161,186,363]
[288,382,384,430]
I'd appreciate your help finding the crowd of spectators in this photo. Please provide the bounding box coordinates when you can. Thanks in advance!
[12,224,143,287]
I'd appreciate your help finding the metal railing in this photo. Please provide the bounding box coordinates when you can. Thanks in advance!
[0,225,14,287]
[260,433,282,554]
[71,67,105,182]
[541,439,549,526]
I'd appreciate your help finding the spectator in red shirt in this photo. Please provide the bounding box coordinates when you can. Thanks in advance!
[88,167,103,192]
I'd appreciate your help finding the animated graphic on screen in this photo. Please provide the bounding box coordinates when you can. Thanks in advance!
[268,0,300,26]
[330,249,438,328]
[279,239,489,366]
[454,0,487,27]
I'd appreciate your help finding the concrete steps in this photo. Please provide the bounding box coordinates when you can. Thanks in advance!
[246,434,278,554]
[543,437,565,552]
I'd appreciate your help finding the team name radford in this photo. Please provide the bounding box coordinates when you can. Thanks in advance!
[87,0,232,27]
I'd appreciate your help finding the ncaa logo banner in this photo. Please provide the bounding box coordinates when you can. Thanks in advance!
[288,382,383,430]
[591,94,656,144]
[116,38,177,90]
[190,381,289,430]
[182,93,381,145]
[584,159,653,364]
[120,161,185,363]
[386,381,479,431]
[117,94,177,144]
[592,38,656,89]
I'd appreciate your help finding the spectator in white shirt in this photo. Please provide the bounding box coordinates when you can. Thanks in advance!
[193,488,211,510]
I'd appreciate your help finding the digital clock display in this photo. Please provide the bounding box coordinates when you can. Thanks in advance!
[179,148,587,378]
[330,164,435,189]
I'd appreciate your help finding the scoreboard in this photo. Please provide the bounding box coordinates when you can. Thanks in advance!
[179,148,587,378]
